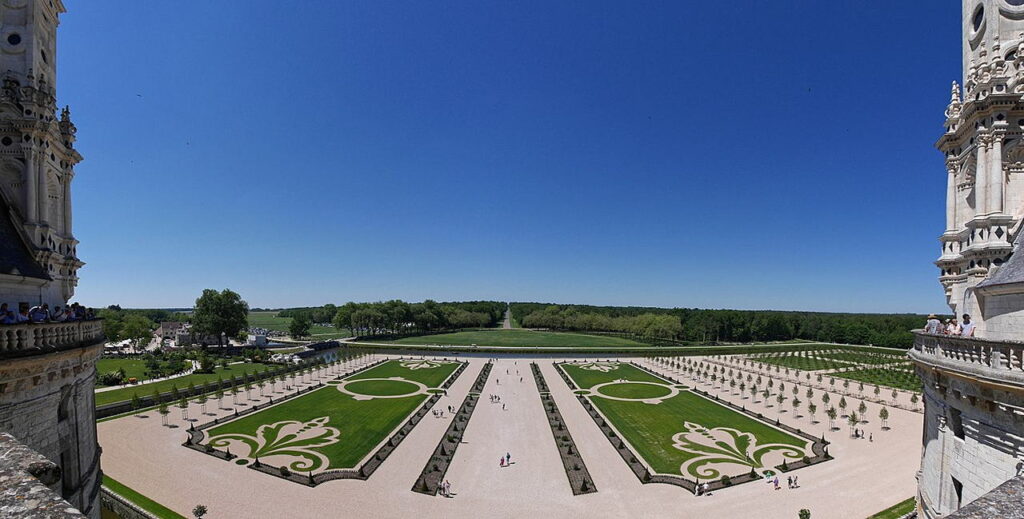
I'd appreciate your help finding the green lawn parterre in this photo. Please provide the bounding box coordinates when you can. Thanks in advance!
[202,359,462,471]
[833,367,921,392]
[380,329,648,348]
[102,475,184,519]
[866,497,916,519]
[94,362,270,407]
[561,362,809,480]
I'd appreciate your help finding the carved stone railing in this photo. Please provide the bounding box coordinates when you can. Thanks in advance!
[911,330,1024,384]
[0,320,104,356]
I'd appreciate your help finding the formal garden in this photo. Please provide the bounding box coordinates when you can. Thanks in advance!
[558,361,818,484]
[197,359,464,473]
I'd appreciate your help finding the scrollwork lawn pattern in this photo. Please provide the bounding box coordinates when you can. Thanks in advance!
[208,416,341,472]
[671,421,806,479]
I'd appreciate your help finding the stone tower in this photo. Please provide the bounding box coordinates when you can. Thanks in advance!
[0,0,82,308]
[914,6,1024,518]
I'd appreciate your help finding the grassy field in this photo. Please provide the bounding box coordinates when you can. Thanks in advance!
[102,475,184,519]
[96,358,149,381]
[248,311,344,336]
[382,329,648,348]
[94,362,269,407]
[203,359,462,470]
[815,350,907,366]
[561,362,667,389]
[833,367,921,392]
[560,362,809,479]
[866,497,916,519]
[747,352,852,372]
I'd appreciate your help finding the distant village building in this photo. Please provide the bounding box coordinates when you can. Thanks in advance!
[0,2,103,518]
[914,2,1024,517]
[155,321,184,341]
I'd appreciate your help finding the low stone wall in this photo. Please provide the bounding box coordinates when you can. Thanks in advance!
[99,487,155,519]
[0,432,86,518]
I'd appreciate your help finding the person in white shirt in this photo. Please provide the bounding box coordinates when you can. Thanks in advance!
[925,314,942,334]
[960,314,976,337]
[946,318,960,335]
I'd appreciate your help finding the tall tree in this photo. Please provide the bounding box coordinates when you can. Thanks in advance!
[192,289,249,347]
[289,313,312,339]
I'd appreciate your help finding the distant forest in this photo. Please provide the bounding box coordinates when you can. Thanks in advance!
[510,303,927,348]
[128,299,928,349]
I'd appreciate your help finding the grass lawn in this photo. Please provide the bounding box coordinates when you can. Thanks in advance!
[382,329,648,348]
[598,383,672,399]
[560,362,667,389]
[203,359,461,470]
[833,367,922,392]
[248,311,344,336]
[96,358,149,382]
[103,475,184,519]
[746,353,851,372]
[866,497,916,519]
[94,362,270,407]
[560,362,809,479]
[814,351,908,366]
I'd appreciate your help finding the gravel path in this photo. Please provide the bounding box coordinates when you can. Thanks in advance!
[98,354,921,519]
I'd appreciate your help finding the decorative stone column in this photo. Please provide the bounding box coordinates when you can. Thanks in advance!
[947,164,957,231]
[62,174,71,236]
[976,136,990,217]
[989,133,1004,215]
[24,148,36,222]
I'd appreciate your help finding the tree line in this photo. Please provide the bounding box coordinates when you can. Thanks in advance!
[510,303,926,348]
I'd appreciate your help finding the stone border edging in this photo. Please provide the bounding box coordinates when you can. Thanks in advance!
[412,362,493,496]
[531,363,596,495]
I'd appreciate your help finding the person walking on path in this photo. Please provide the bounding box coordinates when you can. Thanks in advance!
[505,452,511,465]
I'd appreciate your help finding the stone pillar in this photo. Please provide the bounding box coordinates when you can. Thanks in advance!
[947,165,957,231]
[989,135,1004,215]
[36,156,47,226]
[976,137,990,217]
[63,174,71,236]
[24,150,36,222]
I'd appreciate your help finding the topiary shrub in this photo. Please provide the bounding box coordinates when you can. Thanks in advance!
[279,466,291,477]
[721,475,732,486]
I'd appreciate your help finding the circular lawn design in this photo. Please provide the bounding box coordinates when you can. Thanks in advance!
[336,377,427,401]
[598,382,672,399]
[590,381,679,404]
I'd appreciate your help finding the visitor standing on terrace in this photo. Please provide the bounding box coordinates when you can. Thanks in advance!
[924,314,942,334]
[960,315,976,337]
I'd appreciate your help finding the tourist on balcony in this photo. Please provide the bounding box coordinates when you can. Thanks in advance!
[15,306,29,323]
[1,310,15,324]
[28,304,48,322]
[50,306,66,322]
[946,317,960,335]
[960,314,976,337]
[925,314,942,334]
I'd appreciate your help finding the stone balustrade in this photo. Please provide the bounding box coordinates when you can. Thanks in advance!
[0,320,104,356]
[911,330,1024,382]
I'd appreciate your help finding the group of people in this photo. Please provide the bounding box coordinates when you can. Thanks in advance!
[0,302,94,325]
[499,452,512,467]
[924,313,975,337]
[852,428,872,442]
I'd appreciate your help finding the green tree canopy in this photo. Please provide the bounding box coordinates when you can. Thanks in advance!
[192,289,249,347]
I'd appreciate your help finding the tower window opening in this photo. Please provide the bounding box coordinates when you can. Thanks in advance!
[949,407,966,440]
[973,5,985,31]
[6,34,20,46]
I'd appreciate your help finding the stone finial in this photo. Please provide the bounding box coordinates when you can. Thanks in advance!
[951,81,961,104]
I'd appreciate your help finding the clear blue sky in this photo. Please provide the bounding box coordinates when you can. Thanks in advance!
[60,1,959,312]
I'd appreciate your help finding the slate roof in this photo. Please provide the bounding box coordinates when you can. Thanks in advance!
[0,193,48,280]
[978,231,1024,288]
